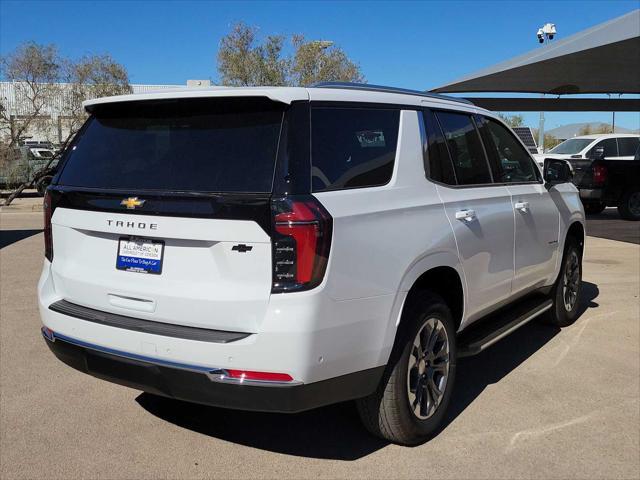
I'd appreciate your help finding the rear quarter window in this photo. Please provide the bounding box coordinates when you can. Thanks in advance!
[310,107,400,192]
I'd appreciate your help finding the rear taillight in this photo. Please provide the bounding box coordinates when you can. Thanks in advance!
[593,163,607,185]
[271,196,332,293]
[43,190,54,261]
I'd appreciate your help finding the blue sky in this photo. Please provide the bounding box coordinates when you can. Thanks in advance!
[1,0,638,130]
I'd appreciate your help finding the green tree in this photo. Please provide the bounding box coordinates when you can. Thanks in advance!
[217,23,364,87]
[289,35,363,86]
[594,123,613,134]
[497,113,524,128]
[217,23,288,86]
[544,133,560,150]
[579,124,593,135]
[532,129,560,151]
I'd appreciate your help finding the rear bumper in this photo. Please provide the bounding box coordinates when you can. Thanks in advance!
[42,327,384,413]
[579,188,603,200]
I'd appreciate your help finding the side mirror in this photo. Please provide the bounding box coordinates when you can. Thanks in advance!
[544,158,573,186]
[590,146,605,160]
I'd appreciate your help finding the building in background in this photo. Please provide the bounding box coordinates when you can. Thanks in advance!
[0,82,185,144]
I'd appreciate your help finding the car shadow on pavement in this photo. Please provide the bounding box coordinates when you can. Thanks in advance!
[136,282,599,460]
[441,281,599,435]
[0,229,42,249]
[136,394,388,460]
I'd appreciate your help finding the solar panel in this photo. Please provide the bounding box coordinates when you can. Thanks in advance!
[512,127,539,154]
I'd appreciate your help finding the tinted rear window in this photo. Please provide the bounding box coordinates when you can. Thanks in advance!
[618,137,640,156]
[436,111,492,185]
[58,98,284,193]
[311,107,400,191]
[422,110,456,185]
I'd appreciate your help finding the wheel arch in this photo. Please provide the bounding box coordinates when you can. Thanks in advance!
[378,255,466,368]
[404,266,465,333]
[566,220,585,256]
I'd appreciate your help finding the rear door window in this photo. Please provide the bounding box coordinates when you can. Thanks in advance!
[435,111,492,185]
[422,110,456,185]
[57,98,284,193]
[311,107,400,191]
[617,137,640,156]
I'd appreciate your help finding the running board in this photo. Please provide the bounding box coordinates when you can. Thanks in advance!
[457,297,553,357]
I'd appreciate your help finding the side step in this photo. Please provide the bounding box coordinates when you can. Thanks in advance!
[457,296,553,357]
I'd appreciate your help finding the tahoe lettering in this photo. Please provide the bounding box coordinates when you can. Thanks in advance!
[107,220,157,230]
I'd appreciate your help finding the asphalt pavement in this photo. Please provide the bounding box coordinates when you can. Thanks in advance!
[585,208,640,245]
[1,209,639,480]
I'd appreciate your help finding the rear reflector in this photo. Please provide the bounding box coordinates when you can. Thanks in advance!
[226,369,294,383]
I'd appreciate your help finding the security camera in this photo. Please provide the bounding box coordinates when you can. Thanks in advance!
[537,23,557,43]
[542,23,557,37]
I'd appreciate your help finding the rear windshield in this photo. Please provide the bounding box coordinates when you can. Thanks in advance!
[58,98,284,193]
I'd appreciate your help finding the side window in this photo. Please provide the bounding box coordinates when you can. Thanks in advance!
[481,117,540,183]
[422,110,456,185]
[589,138,618,157]
[435,111,492,185]
[311,107,400,191]
[617,137,640,156]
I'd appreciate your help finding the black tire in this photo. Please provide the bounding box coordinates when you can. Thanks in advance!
[582,201,606,215]
[617,190,640,221]
[356,292,456,445]
[543,238,582,327]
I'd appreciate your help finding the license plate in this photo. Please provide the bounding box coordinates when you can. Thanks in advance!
[116,237,164,275]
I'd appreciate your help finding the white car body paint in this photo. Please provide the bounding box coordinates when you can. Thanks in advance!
[39,85,585,394]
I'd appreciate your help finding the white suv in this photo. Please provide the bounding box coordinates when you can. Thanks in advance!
[38,83,585,445]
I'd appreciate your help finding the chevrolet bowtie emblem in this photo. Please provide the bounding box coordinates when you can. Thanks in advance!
[120,197,145,209]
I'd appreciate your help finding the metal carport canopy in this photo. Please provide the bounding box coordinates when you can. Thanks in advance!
[431,9,640,95]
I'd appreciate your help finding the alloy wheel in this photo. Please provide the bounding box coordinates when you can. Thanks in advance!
[562,250,580,312]
[407,317,450,420]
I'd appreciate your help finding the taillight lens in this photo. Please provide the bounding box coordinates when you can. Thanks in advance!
[271,196,332,293]
[43,190,54,261]
[593,163,607,185]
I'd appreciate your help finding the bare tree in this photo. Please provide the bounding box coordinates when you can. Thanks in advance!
[59,54,131,150]
[0,42,62,161]
[1,43,130,205]
[217,23,364,87]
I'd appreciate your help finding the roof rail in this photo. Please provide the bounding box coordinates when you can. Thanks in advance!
[310,82,474,105]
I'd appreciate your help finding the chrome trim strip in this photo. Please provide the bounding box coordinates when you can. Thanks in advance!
[41,327,301,387]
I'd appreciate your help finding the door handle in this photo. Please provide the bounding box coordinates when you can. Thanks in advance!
[515,201,530,212]
[455,209,476,222]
